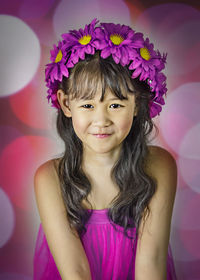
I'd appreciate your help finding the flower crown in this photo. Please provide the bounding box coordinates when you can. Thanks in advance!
[45,18,167,118]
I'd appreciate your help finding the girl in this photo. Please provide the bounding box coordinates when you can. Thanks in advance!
[33,19,177,280]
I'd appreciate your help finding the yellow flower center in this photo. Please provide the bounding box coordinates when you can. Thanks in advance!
[110,34,124,45]
[55,50,63,63]
[140,47,151,61]
[79,35,92,45]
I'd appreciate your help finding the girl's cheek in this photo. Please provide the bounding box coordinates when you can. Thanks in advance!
[120,122,132,133]
[119,115,134,130]
[72,117,87,131]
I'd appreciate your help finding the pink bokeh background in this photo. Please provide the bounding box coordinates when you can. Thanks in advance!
[0,0,200,279]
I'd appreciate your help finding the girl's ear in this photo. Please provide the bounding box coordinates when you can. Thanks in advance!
[57,89,72,118]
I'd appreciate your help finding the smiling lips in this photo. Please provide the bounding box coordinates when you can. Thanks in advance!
[93,134,111,138]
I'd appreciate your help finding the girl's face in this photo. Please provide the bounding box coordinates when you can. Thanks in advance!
[58,85,137,155]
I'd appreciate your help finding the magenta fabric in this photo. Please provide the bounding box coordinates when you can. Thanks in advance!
[33,208,177,279]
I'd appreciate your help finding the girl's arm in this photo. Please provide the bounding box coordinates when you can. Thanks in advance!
[34,159,92,280]
[135,145,177,280]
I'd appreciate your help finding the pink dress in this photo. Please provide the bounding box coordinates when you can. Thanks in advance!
[33,208,177,279]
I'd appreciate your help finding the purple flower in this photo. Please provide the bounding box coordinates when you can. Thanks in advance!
[149,83,167,118]
[129,38,164,81]
[45,41,69,83]
[149,94,165,118]
[149,101,162,118]
[96,22,144,66]
[148,72,167,99]
[46,80,61,109]
[61,18,99,65]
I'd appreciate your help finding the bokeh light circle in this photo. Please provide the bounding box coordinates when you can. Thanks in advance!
[159,83,200,154]
[172,188,200,230]
[178,156,200,194]
[53,0,131,38]
[179,123,200,160]
[180,227,200,260]
[9,83,56,130]
[135,4,200,76]
[170,225,198,262]
[165,19,200,76]
[0,125,22,156]
[19,0,55,20]
[0,188,15,248]
[0,15,40,96]
[0,135,60,210]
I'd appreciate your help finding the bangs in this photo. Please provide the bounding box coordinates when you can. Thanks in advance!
[66,52,137,101]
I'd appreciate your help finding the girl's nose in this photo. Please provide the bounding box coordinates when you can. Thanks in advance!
[92,106,111,127]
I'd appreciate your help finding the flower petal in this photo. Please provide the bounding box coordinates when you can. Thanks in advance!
[110,47,116,54]
[60,63,69,78]
[129,58,142,70]
[79,47,86,60]
[66,59,74,68]
[101,47,111,58]
[51,66,58,82]
[120,47,129,66]
[71,50,79,64]
[112,53,120,64]
[132,67,142,78]
[85,44,92,54]
[150,102,162,118]
[142,71,149,80]
[128,48,138,60]
[94,27,105,39]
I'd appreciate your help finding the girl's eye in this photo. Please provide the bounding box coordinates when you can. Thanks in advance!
[110,104,123,109]
[81,104,93,108]
[81,104,123,109]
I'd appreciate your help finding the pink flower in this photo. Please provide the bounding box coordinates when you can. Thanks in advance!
[148,72,167,99]
[61,18,99,65]
[149,80,166,118]
[129,38,164,81]
[149,101,162,118]
[96,22,144,66]
[45,41,69,83]
[46,80,60,109]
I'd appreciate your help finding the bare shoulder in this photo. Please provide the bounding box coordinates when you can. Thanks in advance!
[145,144,178,211]
[34,157,61,178]
[34,157,62,196]
[147,145,177,166]
[34,157,66,219]
[146,145,177,184]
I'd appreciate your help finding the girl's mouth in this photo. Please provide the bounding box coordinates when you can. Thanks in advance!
[93,134,111,138]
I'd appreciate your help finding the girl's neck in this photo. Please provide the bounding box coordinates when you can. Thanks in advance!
[82,145,121,171]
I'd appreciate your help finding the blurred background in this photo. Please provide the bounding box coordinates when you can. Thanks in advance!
[0,0,200,279]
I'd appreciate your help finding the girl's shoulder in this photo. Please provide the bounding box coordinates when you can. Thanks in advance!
[35,157,62,174]
[146,145,177,179]
[34,157,62,197]
[147,144,176,163]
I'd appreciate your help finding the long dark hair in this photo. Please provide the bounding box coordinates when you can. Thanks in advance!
[54,51,158,245]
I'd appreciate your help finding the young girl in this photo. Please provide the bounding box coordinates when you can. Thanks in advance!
[33,19,177,280]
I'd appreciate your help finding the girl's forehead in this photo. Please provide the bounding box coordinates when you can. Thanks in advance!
[70,86,129,102]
